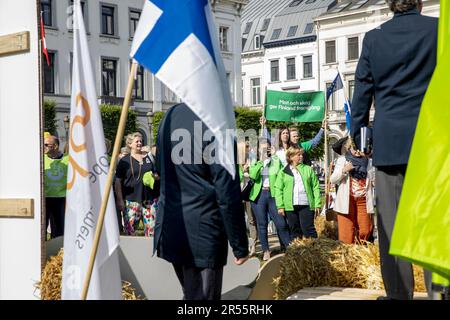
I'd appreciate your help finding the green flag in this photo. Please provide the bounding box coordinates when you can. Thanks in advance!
[265,90,325,122]
[390,3,450,281]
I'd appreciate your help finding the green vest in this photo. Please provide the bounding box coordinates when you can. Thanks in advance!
[44,154,69,198]
[248,156,282,201]
[274,163,321,211]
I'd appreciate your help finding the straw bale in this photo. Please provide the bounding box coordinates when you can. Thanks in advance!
[315,215,338,240]
[36,249,143,300]
[273,237,427,300]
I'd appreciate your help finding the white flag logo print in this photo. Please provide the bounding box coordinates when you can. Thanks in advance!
[61,0,122,300]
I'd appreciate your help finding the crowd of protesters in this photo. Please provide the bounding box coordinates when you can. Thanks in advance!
[40,0,440,301]
[43,131,159,239]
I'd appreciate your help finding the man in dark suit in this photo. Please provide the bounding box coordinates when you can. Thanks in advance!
[154,103,249,300]
[351,0,438,300]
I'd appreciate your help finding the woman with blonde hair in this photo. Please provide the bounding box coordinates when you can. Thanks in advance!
[114,132,159,236]
[274,146,321,239]
[330,137,374,244]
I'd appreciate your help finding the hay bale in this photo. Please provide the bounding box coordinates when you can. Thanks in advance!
[273,237,426,300]
[273,238,383,300]
[39,249,64,300]
[36,249,143,300]
[315,215,338,240]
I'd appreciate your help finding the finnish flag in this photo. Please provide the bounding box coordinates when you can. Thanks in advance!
[130,0,236,177]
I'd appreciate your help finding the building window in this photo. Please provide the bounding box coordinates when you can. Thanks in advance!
[129,9,141,38]
[43,52,56,94]
[271,28,282,40]
[242,38,247,50]
[349,79,355,102]
[304,23,314,34]
[251,78,261,105]
[261,18,270,31]
[243,22,252,34]
[101,5,115,36]
[254,35,261,50]
[325,40,336,64]
[348,37,359,60]
[306,0,317,4]
[326,82,336,111]
[287,26,298,38]
[289,0,302,7]
[303,55,313,78]
[271,60,279,82]
[219,26,229,51]
[102,58,117,97]
[286,58,296,80]
[133,64,144,100]
[41,0,53,27]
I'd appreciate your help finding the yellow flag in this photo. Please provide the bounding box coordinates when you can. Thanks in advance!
[390,3,450,280]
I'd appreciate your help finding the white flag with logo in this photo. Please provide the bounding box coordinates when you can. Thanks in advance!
[61,0,122,300]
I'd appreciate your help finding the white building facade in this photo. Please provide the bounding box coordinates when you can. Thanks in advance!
[42,0,247,146]
[241,0,332,108]
[241,0,293,108]
[241,0,440,163]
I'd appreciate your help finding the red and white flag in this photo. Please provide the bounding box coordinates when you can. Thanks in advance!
[40,11,51,67]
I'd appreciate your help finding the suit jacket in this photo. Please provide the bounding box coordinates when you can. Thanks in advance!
[154,103,248,269]
[351,9,438,166]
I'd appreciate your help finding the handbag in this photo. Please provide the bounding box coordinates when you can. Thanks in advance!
[241,179,255,201]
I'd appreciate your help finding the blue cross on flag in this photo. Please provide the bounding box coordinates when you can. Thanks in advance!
[130,0,236,177]
[326,73,343,101]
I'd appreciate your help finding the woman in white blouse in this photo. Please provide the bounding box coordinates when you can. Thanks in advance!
[330,137,375,244]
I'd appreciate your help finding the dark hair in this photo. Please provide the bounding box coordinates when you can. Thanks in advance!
[386,0,421,13]
[278,127,291,148]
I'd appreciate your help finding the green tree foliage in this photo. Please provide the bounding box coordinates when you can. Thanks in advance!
[100,104,138,152]
[149,106,324,161]
[44,100,57,135]
[152,111,165,143]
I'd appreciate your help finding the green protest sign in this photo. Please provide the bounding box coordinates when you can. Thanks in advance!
[265,90,325,123]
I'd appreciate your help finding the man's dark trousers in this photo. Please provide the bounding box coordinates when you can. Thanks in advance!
[376,166,432,299]
[45,197,65,239]
[173,264,223,300]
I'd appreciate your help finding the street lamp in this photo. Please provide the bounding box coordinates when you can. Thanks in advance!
[63,115,70,152]
[146,111,154,147]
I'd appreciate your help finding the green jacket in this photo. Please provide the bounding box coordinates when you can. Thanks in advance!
[274,164,321,211]
[248,156,282,201]
[44,154,69,198]
[239,165,244,183]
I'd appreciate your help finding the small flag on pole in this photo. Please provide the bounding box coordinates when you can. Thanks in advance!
[343,99,351,132]
[130,0,237,177]
[326,73,343,101]
[40,11,51,67]
[61,0,122,300]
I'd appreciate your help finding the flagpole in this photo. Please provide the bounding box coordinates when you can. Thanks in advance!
[261,86,267,133]
[80,62,138,300]
[324,96,329,212]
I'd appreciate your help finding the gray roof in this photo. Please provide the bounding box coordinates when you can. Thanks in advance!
[318,0,388,18]
[241,0,293,53]
[263,0,337,48]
